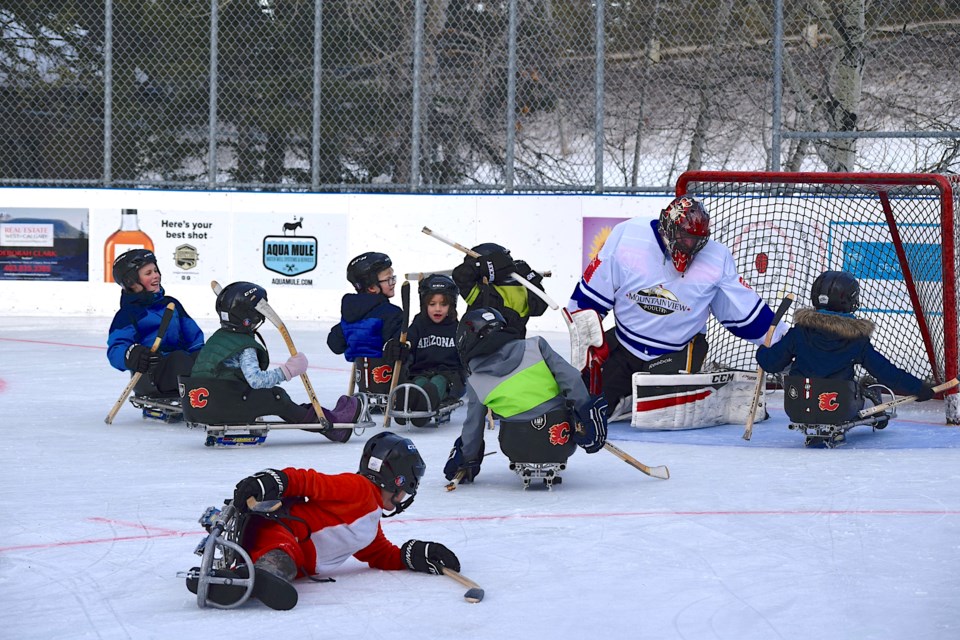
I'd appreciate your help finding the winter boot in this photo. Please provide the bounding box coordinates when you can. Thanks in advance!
[319,395,360,443]
[251,550,299,611]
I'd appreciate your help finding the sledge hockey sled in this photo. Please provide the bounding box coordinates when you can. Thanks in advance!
[783,376,893,448]
[128,394,183,423]
[178,376,374,447]
[351,356,396,414]
[499,408,577,489]
[179,500,297,610]
[388,382,464,427]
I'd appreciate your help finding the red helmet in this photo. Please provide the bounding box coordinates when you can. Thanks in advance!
[658,196,710,273]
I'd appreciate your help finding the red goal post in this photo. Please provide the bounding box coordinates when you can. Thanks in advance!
[675,171,958,424]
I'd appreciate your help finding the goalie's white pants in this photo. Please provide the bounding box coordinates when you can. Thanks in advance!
[629,371,764,430]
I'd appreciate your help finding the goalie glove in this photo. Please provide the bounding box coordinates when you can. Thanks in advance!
[573,395,608,454]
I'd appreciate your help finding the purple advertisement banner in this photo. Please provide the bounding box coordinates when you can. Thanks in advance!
[581,216,628,272]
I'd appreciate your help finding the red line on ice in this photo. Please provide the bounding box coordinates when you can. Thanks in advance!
[0,336,104,350]
[2,509,958,553]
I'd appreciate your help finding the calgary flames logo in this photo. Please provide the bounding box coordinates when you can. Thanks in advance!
[372,364,393,385]
[549,421,570,445]
[818,392,839,411]
[188,387,209,409]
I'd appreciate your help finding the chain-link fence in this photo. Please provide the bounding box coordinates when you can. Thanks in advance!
[1,0,958,193]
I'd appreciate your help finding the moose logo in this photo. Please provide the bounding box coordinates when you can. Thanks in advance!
[818,392,840,411]
[548,421,571,445]
[263,217,318,277]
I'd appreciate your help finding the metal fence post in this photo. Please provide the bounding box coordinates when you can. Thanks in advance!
[505,0,518,193]
[770,0,784,171]
[103,0,113,186]
[594,0,605,193]
[207,0,219,187]
[311,0,323,191]
[411,0,425,190]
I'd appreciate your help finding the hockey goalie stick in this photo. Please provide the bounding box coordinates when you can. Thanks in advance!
[602,442,670,480]
[105,302,176,424]
[743,294,795,441]
[442,567,485,603]
[421,227,560,310]
[384,280,411,428]
[211,281,330,430]
[858,377,959,418]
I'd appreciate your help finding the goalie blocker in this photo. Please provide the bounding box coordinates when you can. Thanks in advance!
[627,371,764,430]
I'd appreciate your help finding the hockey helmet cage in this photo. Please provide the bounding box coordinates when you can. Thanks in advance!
[456,307,507,365]
[347,252,393,292]
[113,249,159,290]
[811,270,860,313]
[358,431,426,516]
[217,281,268,333]
[658,196,710,273]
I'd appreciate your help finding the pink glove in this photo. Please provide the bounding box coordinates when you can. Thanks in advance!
[280,352,308,381]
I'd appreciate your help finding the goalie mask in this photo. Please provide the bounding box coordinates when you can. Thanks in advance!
[811,270,860,313]
[113,249,159,291]
[658,196,710,273]
[347,252,392,292]
[217,281,267,333]
[358,431,426,517]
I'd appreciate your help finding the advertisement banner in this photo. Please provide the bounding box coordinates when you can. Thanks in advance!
[581,216,628,272]
[0,208,89,280]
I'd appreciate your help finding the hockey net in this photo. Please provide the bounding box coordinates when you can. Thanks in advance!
[676,171,959,424]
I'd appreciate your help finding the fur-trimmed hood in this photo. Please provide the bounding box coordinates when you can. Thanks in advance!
[793,307,874,340]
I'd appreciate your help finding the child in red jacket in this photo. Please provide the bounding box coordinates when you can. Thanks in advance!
[187,432,460,610]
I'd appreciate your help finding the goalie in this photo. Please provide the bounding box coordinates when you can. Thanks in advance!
[566,196,786,424]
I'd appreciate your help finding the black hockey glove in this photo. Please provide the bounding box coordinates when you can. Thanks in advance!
[233,468,288,511]
[400,540,461,575]
[573,395,608,454]
[512,259,543,288]
[475,250,515,284]
[916,384,935,402]
[443,436,484,482]
[382,338,411,363]
[124,344,160,373]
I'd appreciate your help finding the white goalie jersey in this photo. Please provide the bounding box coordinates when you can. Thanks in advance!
[568,218,775,360]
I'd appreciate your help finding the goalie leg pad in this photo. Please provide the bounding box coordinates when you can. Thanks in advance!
[630,371,762,430]
[566,309,605,371]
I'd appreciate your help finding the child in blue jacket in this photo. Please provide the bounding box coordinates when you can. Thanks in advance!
[107,249,204,397]
[327,252,403,360]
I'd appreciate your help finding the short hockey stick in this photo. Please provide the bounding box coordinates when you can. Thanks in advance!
[602,442,670,480]
[445,451,497,492]
[404,268,551,280]
[421,227,560,310]
[384,281,411,428]
[858,378,959,418]
[105,302,176,424]
[442,567,485,603]
[743,294,795,441]
[211,281,329,429]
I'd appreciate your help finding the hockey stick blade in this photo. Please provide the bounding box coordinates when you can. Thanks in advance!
[602,442,669,479]
[442,568,485,603]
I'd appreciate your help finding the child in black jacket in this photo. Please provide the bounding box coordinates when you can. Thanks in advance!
[393,274,466,426]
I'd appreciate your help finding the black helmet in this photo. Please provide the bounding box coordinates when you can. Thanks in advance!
[112,249,159,290]
[418,273,458,303]
[811,271,860,313]
[658,196,710,273]
[347,252,392,292]
[216,281,267,333]
[358,431,425,516]
[456,307,506,365]
[471,242,510,257]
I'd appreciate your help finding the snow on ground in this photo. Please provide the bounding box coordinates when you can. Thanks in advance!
[2,315,959,640]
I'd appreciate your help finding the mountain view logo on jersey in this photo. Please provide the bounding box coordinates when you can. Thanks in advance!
[627,285,690,315]
[263,218,317,277]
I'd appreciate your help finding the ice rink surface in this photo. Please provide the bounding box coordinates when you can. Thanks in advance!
[2,315,959,640]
